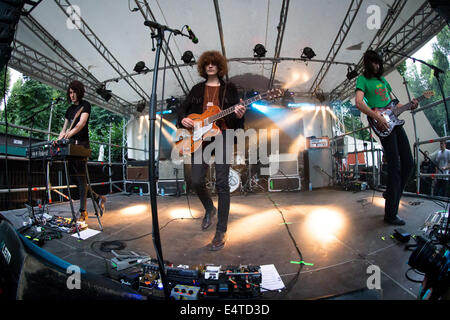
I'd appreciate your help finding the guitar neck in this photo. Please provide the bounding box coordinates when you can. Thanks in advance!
[393,94,426,116]
[207,95,261,124]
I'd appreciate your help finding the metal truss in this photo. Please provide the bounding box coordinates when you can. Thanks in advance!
[268,0,289,90]
[329,1,445,102]
[54,0,150,101]
[10,41,129,115]
[134,0,190,95]
[19,14,132,110]
[308,0,363,93]
[329,0,408,101]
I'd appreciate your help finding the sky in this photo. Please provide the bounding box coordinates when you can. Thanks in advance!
[0,36,439,111]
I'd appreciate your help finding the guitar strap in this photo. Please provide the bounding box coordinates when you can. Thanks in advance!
[382,77,399,101]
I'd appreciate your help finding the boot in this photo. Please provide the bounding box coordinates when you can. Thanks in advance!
[201,207,216,230]
[78,210,88,222]
[208,230,227,251]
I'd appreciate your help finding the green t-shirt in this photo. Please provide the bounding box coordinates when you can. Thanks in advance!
[355,75,392,109]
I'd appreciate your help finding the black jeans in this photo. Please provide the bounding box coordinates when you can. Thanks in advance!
[191,131,232,233]
[380,126,414,220]
[69,158,88,212]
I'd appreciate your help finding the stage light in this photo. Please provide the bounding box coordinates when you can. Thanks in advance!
[166,96,179,107]
[133,61,149,73]
[346,67,358,80]
[251,103,269,114]
[156,109,173,115]
[96,85,112,102]
[181,50,195,64]
[136,100,146,113]
[253,44,267,58]
[301,47,316,60]
[314,88,327,102]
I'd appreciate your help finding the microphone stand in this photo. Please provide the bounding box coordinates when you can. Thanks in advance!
[144,21,190,300]
[24,99,58,226]
[385,48,449,134]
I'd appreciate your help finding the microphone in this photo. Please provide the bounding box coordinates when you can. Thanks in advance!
[54,97,64,103]
[186,25,198,44]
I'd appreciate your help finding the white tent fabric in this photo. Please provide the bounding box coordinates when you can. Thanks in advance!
[11,0,444,116]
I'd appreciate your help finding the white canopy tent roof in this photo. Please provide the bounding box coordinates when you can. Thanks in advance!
[11,0,446,117]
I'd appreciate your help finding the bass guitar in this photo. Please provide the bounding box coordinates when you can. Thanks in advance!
[367,90,434,138]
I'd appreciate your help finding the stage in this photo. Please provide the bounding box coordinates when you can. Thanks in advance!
[2,187,440,300]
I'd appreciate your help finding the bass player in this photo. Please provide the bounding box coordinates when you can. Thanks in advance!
[355,50,418,225]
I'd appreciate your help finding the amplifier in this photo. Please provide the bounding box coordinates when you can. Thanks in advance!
[127,167,148,181]
[157,180,186,196]
[268,176,301,192]
[158,160,184,180]
[268,153,298,177]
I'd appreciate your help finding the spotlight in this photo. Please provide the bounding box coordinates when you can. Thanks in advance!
[133,61,149,73]
[181,51,195,64]
[96,85,112,102]
[245,90,260,99]
[253,44,267,58]
[166,96,179,107]
[136,100,146,113]
[314,88,327,103]
[346,66,358,80]
[282,89,295,106]
[301,47,316,60]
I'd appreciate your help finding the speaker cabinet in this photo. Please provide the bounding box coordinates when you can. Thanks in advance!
[127,167,148,181]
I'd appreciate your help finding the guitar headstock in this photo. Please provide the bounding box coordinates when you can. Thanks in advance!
[423,90,434,99]
[263,88,284,101]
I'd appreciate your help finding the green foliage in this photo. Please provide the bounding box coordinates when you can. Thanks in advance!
[0,67,10,100]
[404,26,450,137]
[89,109,124,163]
[0,76,126,162]
[396,61,407,77]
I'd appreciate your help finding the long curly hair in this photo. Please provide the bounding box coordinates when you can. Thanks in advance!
[197,50,228,79]
[67,80,85,102]
[363,50,384,80]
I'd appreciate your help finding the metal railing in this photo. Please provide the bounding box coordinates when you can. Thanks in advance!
[0,120,148,204]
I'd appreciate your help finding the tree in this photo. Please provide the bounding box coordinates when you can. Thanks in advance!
[0,67,10,102]
[1,77,126,162]
[404,26,450,137]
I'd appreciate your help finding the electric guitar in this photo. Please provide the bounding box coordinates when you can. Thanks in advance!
[367,90,434,138]
[174,88,284,155]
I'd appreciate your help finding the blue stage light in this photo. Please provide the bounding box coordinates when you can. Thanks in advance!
[251,103,269,114]
[156,109,173,115]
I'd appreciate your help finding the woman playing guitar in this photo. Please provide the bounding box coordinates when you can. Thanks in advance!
[355,50,418,225]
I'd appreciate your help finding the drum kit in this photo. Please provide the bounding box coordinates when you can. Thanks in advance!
[204,152,266,194]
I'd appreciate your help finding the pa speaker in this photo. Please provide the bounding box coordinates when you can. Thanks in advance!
[428,0,450,24]
[0,218,26,299]
[0,0,24,69]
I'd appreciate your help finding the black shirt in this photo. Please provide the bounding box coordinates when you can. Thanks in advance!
[420,159,435,174]
[64,100,91,143]
[177,79,244,130]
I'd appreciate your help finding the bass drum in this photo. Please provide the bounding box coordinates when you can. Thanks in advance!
[229,168,241,193]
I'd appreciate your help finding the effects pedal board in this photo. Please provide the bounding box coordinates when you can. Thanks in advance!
[171,284,200,300]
